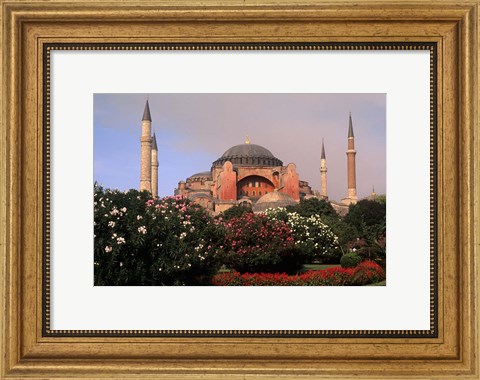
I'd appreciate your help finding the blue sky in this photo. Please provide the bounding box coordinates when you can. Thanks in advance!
[94,93,386,202]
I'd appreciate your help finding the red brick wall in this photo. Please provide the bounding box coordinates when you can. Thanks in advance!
[217,161,237,200]
[281,163,300,200]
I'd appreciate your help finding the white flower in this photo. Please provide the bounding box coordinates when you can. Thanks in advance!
[108,221,115,228]
[119,262,123,267]
[137,215,143,220]
[179,232,187,240]
[138,226,147,234]
[116,237,126,244]
[105,246,112,253]
[121,207,127,212]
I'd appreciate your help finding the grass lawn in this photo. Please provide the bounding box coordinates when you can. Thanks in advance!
[300,263,340,272]
[218,263,340,274]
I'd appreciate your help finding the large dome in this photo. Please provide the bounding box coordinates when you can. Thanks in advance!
[253,190,297,213]
[212,143,283,167]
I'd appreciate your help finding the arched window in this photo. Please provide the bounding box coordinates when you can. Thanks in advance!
[258,191,262,196]
[252,191,256,196]
[245,191,249,196]
[255,181,259,187]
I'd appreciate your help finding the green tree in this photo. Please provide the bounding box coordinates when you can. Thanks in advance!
[343,199,386,236]
[287,198,339,224]
[219,203,253,220]
[342,199,387,268]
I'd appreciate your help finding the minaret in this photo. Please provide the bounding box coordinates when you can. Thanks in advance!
[320,138,328,199]
[151,133,159,198]
[344,112,358,204]
[140,100,152,193]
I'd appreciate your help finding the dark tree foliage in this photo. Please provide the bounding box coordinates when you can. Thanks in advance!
[286,198,338,222]
[219,203,253,221]
[340,253,362,268]
[342,199,387,269]
[343,199,386,235]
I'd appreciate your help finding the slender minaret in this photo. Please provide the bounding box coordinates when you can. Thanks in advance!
[151,133,159,198]
[320,138,328,199]
[346,112,357,202]
[140,100,152,193]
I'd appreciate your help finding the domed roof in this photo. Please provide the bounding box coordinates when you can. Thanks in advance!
[188,171,212,179]
[253,190,297,213]
[212,143,283,167]
[222,143,274,158]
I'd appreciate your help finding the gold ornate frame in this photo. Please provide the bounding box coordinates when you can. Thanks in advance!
[1,0,478,378]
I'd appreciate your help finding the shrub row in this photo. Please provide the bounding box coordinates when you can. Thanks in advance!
[212,261,385,286]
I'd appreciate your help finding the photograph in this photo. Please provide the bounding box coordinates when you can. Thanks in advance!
[93,93,387,286]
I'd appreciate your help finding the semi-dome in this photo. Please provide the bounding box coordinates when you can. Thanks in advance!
[212,143,283,167]
[253,190,297,213]
[188,171,212,180]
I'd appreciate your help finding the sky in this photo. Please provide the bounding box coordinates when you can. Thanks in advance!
[94,93,386,202]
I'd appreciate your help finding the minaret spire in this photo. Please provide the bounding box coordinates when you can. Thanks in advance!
[320,138,328,199]
[142,99,152,121]
[151,132,158,150]
[348,112,354,138]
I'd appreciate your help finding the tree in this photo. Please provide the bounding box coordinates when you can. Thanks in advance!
[287,198,339,224]
[219,203,253,220]
[342,199,387,268]
[343,199,386,236]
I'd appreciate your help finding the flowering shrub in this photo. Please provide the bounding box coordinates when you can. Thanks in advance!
[212,261,385,286]
[264,208,340,260]
[219,213,303,274]
[94,185,224,285]
[340,252,362,268]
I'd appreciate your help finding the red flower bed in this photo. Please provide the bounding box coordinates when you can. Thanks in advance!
[212,260,385,286]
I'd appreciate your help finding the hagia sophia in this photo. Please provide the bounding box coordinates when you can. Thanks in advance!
[139,100,372,215]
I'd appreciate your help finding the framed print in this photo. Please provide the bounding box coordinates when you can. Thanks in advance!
[1,0,478,378]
